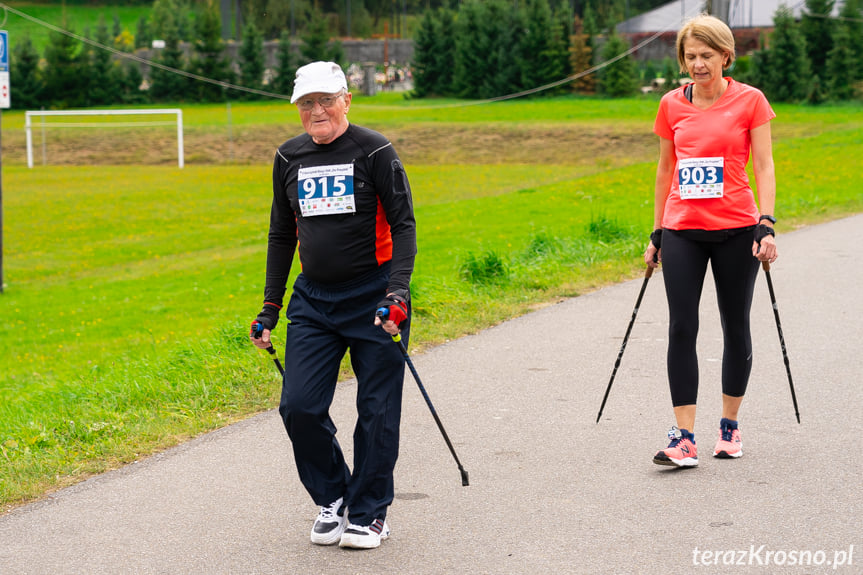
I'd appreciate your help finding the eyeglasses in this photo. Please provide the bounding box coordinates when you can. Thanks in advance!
[296,93,344,111]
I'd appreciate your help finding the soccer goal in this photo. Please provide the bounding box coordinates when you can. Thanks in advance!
[25,108,184,168]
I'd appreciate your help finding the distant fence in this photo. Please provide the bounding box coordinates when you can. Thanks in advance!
[134,39,415,80]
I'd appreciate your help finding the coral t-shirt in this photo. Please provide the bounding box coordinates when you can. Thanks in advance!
[654,78,776,231]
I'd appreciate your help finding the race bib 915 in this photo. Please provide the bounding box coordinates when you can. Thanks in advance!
[297,163,356,216]
[678,157,724,199]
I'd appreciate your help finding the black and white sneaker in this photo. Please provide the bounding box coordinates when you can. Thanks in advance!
[310,497,347,545]
[338,518,390,549]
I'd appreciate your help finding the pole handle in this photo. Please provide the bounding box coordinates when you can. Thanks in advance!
[251,321,284,376]
[376,307,404,344]
[762,260,770,272]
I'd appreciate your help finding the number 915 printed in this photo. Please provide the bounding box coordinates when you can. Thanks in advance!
[297,164,355,200]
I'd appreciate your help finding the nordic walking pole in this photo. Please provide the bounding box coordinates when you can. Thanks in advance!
[251,321,284,377]
[596,265,654,424]
[762,261,800,424]
[377,309,470,486]
[262,344,285,377]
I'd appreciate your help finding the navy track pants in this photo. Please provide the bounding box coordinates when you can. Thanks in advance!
[279,264,409,525]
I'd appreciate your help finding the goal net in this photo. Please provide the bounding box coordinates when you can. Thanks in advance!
[25,109,184,168]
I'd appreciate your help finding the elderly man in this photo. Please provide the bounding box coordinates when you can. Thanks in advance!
[250,61,416,549]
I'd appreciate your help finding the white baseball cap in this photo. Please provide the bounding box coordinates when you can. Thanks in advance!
[290,61,348,104]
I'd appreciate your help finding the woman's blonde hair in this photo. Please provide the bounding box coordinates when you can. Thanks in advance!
[676,14,736,74]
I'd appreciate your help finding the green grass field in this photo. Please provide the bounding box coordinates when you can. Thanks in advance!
[1,1,417,55]
[2,93,863,509]
[3,1,154,54]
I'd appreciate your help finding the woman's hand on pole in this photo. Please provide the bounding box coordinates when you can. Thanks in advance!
[645,229,662,268]
[752,227,778,263]
[645,243,661,268]
[752,235,777,263]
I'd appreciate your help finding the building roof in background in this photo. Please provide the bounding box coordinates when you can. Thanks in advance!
[617,0,843,34]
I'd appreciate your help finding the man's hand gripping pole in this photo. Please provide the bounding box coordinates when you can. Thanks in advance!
[250,321,284,377]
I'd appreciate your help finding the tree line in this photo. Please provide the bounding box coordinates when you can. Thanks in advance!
[7,0,670,108]
[8,0,344,109]
[411,0,863,103]
[410,0,679,99]
[740,0,863,103]
[8,0,862,109]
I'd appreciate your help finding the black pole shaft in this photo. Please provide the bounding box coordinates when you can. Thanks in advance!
[266,345,284,376]
[393,334,469,486]
[762,261,800,423]
[596,266,654,423]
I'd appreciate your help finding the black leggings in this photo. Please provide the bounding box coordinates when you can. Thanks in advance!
[661,228,760,406]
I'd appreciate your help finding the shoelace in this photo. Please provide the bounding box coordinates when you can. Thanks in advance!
[720,427,734,442]
[666,426,683,447]
[319,503,339,520]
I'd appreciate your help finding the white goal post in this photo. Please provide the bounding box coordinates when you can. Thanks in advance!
[25,108,184,168]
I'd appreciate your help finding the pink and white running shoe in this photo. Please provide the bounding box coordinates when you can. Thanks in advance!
[713,418,743,459]
[653,427,698,467]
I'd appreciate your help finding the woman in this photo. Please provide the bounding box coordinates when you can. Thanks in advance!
[645,14,778,468]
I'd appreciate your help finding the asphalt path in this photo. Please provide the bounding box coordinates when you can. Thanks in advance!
[2,215,861,575]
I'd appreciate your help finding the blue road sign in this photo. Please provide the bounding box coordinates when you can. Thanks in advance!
[0,31,8,73]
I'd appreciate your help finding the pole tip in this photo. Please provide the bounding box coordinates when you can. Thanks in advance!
[460,469,470,486]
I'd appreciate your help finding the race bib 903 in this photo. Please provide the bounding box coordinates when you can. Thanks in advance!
[297,163,356,216]
[678,157,724,199]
